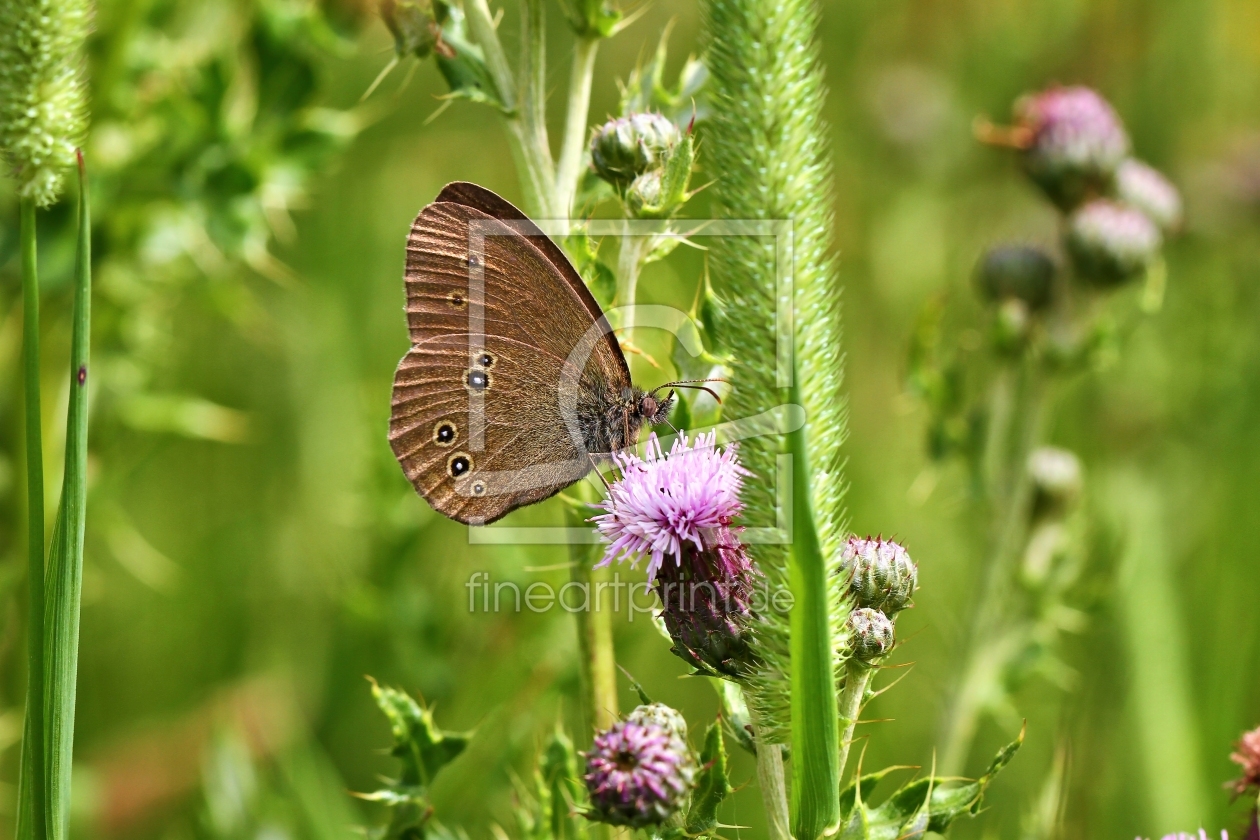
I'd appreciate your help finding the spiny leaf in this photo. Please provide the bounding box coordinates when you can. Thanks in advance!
[370,681,470,789]
[685,719,732,834]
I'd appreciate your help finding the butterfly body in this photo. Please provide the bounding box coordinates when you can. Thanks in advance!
[389,182,672,525]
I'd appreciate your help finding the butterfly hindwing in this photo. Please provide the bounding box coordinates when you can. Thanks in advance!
[391,192,632,524]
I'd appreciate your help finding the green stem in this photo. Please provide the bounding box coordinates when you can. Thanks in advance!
[753,735,791,840]
[836,660,874,784]
[554,36,599,219]
[787,377,840,839]
[462,0,552,217]
[940,360,1048,774]
[519,0,556,218]
[615,235,647,337]
[566,496,618,735]
[43,152,92,840]
[17,197,47,840]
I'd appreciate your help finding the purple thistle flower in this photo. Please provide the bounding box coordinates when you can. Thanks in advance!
[1135,831,1228,840]
[1014,85,1130,209]
[592,431,749,581]
[583,704,697,827]
[592,431,760,679]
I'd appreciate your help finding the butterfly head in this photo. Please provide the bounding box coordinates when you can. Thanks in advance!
[637,390,675,427]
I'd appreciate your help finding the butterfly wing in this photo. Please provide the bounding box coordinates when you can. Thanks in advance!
[390,192,628,524]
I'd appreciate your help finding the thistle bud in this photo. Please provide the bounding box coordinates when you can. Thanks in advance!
[625,702,690,742]
[0,0,91,206]
[1014,86,1130,209]
[839,537,918,615]
[590,112,681,189]
[379,0,450,59]
[584,704,697,827]
[1115,158,1183,232]
[1027,446,1083,520]
[974,245,1057,311]
[655,535,760,680]
[1065,199,1162,286]
[846,608,895,663]
[1229,724,1260,797]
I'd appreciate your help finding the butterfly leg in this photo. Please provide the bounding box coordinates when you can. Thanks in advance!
[585,451,612,493]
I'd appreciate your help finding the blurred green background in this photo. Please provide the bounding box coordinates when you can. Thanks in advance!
[2,0,1259,838]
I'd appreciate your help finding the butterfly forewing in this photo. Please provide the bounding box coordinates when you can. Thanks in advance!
[391,193,630,524]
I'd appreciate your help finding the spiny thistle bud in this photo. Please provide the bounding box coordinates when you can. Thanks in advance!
[590,112,681,189]
[1116,158,1183,232]
[625,703,689,742]
[379,0,452,60]
[1014,86,1129,209]
[1027,446,1083,520]
[0,0,91,206]
[846,607,895,663]
[1065,199,1162,286]
[839,537,918,615]
[655,530,760,679]
[974,245,1057,311]
[1230,724,1260,797]
[584,704,697,827]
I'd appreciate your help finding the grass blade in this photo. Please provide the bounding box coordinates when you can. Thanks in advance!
[43,151,92,840]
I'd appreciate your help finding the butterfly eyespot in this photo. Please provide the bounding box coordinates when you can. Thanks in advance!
[471,480,487,496]
[465,369,491,392]
[467,253,482,268]
[475,352,496,369]
[433,421,457,446]
[447,291,467,309]
[448,452,472,477]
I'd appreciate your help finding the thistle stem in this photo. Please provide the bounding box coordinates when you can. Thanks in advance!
[555,37,599,219]
[462,0,554,218]
[836,661,874,783]
[567,495,619,734]
[615,234,648,337]
[940,360,1048,774]
[518,0,556,218]
[18,195,48,840]
[753,735,791,840]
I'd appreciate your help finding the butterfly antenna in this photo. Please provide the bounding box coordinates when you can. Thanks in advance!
[652,378,727,404]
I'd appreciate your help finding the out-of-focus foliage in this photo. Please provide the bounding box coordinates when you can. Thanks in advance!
[2,1,1260,840]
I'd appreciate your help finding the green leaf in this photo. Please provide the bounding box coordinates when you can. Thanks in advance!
[433,7,509,113]
[555,0,620,38]
[540,727,588,840]
[370,681,470,790]
[841,727,1024,840]
[685,719,732,834]
[563,230,616,310]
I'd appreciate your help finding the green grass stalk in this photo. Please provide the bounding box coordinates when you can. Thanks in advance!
[16,196,47,840]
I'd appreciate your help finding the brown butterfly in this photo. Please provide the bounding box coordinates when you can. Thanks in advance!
[389,181,689,525]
